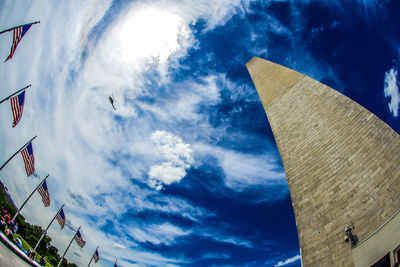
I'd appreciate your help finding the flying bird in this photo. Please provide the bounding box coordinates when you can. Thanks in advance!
[109,96,116,110]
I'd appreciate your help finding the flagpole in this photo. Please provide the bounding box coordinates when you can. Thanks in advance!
[87,245,99,267]
[0,84,31,104]
[57,226,81,267]
[33,203,65,252]
[11,174,49,222]
[0,136,37,172]
[0,21,40,35]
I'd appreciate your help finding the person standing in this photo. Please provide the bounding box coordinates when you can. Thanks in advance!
[12,222,18,233]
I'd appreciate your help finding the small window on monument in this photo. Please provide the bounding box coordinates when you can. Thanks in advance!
[370,253,390,267]
[393,245,400,267]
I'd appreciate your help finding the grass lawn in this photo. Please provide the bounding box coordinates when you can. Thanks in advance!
[13,233,54,267]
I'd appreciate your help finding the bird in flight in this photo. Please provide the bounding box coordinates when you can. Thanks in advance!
[109,96,116,110]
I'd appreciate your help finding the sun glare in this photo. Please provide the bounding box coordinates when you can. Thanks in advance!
[117,7,188,63]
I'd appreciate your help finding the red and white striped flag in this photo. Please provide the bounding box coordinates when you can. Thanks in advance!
[21,142,35,177]
[4,24,33,62]
[74,229,86,248]
[56,208,66,229]
[37,180,50,207]
[93,248,100,263]
[10,90,25,127]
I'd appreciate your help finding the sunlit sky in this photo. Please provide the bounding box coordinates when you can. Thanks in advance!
[0,0,399,266]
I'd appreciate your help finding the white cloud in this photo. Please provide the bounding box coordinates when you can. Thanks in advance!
[220,149,286,188]
[166,0,251,30]
[212,235,253,248]
[384,67,400,117]
[149,130,194,188]
[118,8,186,64]
[275,254,301,267]
[113,242,127,249]
[135,74,224,127]
[125,222,191,246]
[193,143,286,190]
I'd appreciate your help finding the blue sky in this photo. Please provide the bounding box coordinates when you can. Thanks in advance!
[0,0,399,266]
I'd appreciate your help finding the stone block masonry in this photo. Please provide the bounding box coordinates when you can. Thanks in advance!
[246,57,400,266]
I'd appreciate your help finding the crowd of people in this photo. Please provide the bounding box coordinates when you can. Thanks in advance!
[0,209,18,237]
[0,209,46,266]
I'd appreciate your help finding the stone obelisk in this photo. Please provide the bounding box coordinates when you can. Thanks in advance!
[246,57,400,266]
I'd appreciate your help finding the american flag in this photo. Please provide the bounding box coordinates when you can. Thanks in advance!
[74,229,86,248]
[37,180,50,207]
[10,90,25,127]
[56,209,66,229]
[4,24,33,62]
[93,248,100,263]
[21,142,35,177]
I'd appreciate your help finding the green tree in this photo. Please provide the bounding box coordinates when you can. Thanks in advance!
[47,245,58,256]
[36,234,52,256]
[47,255,59,266]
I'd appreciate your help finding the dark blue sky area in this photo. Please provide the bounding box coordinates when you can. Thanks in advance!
[177,0,400,134]
[159,167,299,266]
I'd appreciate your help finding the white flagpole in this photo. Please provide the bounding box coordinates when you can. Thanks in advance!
[0,136,37,172]
[33,204,65,252]
[87,245,99,267]
[57,226,81,267]
[11,174,49,222]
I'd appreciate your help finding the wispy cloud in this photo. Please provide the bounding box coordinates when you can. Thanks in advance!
[124,222,191,246]
[194,143,286,190]
[113,242,126,249]
[202,252,231,259]
[384,67,400,117]
[275,254,301,267]
[210,234,254,248]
